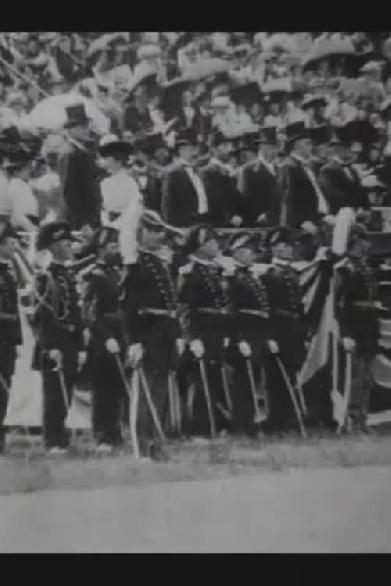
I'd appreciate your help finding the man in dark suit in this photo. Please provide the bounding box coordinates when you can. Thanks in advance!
[319,122,370,215]
[131,132,169,215]
[309,125,333,178]
[279,121,330,228]
[201,131,242,228]
[239,126,282,227]
[161,130,210,227]
[57,104,102,230]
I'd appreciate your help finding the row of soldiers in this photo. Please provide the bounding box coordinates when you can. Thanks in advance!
[0,210,381,455]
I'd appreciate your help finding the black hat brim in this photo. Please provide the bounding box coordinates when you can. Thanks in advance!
[99,141,134,157]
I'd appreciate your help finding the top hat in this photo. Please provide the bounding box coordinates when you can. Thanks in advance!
[175,129,197,149]
[211,131,232,148]
[36,221,77,251]
[285,121,309,145]
[309,124,332,146]
[98,134,134,157]
[257,126,278,145]
[233,131,259,154]
[64,103,90,128]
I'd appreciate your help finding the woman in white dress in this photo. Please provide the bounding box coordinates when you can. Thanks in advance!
[98,135,143,264]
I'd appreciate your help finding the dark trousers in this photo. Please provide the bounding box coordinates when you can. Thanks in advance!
[41,351,77,449]
[231,356,263,435]
[186,357,230,437]
[89,351,125,446]
[266,356,298,431]
[0,343,16,450]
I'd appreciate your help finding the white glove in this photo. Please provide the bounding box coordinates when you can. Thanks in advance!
[190,339,205,358]
[49,349,61,362]
[224,337,230,348]
[238,340,252,357]
[83,328,91,347]
[105,338,120,354]
[256,213,267,225]
[343,337,356,353]
[77,351,87,369]
[176,338,186,356]
[323,214,336,226]
[128,343,144,366]
[267,339,279,355]
[230,215,243,227]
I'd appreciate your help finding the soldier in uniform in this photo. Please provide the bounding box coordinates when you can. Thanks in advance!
[335,223,380,433]
[122,210,184,452]
[0,221,22,452]
[82,226,126,452]
[263,227,308,432]
[32,221,87,454]
[178,224,232,438]
[226,232,276,435]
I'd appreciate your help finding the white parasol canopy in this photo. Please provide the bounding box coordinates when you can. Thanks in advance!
[26,93,110,135]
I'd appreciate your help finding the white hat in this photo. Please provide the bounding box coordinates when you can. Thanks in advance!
[137,44,161,60]
[360,61,380,74]
[211,95,232,109]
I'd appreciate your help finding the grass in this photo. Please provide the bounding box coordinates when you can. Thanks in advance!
[1,428,391,495]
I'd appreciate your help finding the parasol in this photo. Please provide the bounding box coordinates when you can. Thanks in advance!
[26,93,110,135]
[87,33,130,58]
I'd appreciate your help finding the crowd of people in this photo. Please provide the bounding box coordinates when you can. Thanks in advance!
[0,31,390,458]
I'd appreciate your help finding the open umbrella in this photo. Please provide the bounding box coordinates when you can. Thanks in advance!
[26,93,110,135]
[87,33,130,58]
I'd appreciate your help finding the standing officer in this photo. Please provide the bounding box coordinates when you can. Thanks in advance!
[227,232,276,435]
[336,223,380,433]
[0,221,22,453]
[178,224,233,439]
[122,210,184,453]
[263,226,307,433]
[82,226,126,452]
[32,221,87,454]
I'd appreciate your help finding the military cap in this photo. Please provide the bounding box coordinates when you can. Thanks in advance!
[348,222,369,245]
[0,220,18,243]
[183,223,219,255]
[140,209,168,232]
[265,226,295,248]
[36,221,76,251]
[92,226,119,251]
[228,232,258,252]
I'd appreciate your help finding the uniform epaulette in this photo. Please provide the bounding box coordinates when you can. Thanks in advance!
[215,255,236,276]
[251,263,271,277]
[178,262,194,276]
